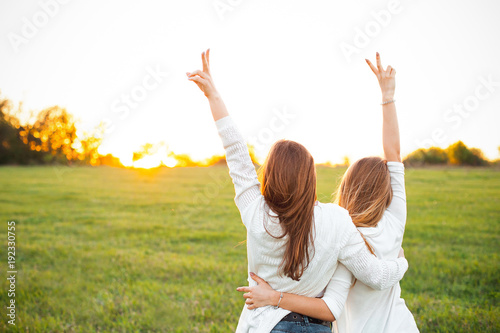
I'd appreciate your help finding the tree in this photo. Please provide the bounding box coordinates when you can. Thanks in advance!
[174,154,198,167]
[133,143,157,162]
[446,141,487,166]
[426,147,448,164]
[342,156,351,167]
[0,92,109,166]
[18,106,78,163]
[74,126,104,165]
[404,147,448,166]
[97,154,123,167]
[404,142,488,167]
[0,95,45,164]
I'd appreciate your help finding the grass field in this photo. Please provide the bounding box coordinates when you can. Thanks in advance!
[0,165,499,332]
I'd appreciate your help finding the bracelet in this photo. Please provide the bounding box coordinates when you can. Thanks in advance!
[274,292,283,309]
[381,99,395,105]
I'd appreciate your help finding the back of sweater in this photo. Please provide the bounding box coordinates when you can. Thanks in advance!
[215,116,409,333]
[237,199,356,332]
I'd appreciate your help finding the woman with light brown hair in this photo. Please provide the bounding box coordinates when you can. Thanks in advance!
[236,53,419,332]
[187,49,409,333]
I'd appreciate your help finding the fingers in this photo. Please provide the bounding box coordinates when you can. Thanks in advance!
[187,75,207,88]
[206,48,210,68]
[187,75,206,84]
[365,59,378,75]
[385,65,396,77]
[386,66,396,76]
[376,52,383,72]
[245,299,253,305]
[202,51,207,72]
[385,65,392,78]
[249,272,266,285]
[187,70,209,80]
[202,50,210,73]
[369,52,395,78]
[236,286,251,293]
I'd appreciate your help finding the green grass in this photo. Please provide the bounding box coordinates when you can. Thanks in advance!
[0,165,499,332]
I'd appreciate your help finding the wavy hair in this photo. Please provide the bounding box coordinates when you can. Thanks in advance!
[334,157,393,254]
[259,140,317,281]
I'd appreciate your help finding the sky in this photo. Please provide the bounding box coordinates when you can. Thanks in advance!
[1,0,499,166]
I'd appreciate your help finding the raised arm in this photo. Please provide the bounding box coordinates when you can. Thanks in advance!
[187,49,261,215]
[367,53,406,223]
[366,53,401,162]
[237,266,354,322]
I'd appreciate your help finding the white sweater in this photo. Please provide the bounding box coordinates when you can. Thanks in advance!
[334,162,419,333]
[215,116,409,333]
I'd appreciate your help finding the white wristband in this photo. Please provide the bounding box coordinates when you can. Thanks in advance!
[381,99,396,105]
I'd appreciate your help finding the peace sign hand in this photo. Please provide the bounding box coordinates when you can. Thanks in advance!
[366,52,396,102]
[187,48,218,99]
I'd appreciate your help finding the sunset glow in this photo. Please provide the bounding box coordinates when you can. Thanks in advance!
[0,1,499,166]
[116,148,179,169]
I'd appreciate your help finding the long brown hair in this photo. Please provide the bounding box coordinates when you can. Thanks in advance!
[259,140,317,281]
[334,157,393,254]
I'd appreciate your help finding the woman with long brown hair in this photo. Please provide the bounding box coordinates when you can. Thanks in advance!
[187,50,409,332]
[236,53,419,332]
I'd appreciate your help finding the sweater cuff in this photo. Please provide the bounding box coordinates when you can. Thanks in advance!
[215,115,232,131]
[321,296,343,323]
[387,161,404,172]
[215,116,241,148]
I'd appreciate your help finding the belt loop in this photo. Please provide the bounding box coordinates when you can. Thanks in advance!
[303,315,309,325]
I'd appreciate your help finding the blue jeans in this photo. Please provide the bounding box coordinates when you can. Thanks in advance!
[271,316,332,333]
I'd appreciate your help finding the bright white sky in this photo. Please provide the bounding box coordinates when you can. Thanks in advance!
[1,0,499,165]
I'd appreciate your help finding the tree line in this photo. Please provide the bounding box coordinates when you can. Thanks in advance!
[0,93,259,167]
[0,93,497,167]
[403,141,496,167]
[0,94,119,166]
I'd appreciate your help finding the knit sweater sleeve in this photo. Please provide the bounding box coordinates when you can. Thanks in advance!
[338,215,409,291]
[215,116,262,220]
